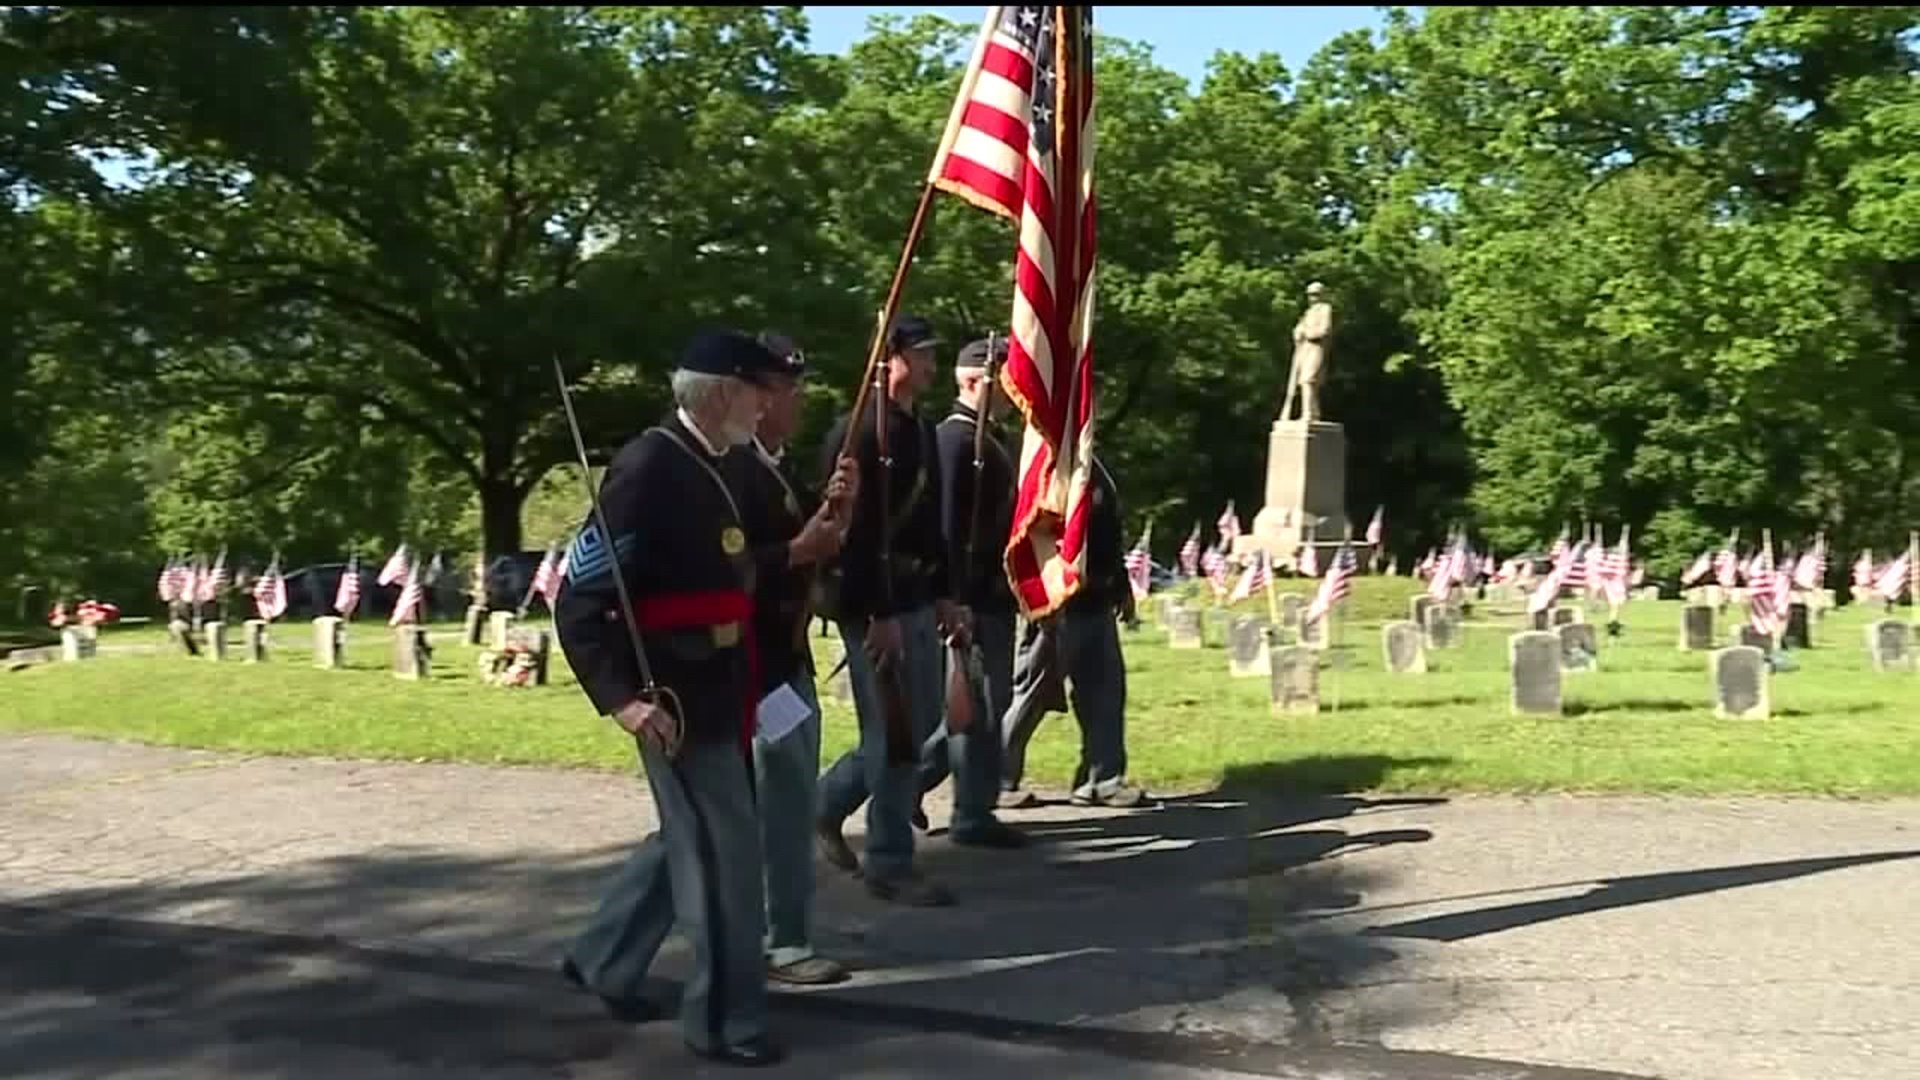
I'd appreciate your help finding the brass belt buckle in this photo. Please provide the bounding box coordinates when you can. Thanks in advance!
[711,621,741,648]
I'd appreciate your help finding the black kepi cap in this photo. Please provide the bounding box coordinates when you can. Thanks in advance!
[757,330,807,379]
[886,314,941,355]
[678,329,786,387]
[956,335,1010,370]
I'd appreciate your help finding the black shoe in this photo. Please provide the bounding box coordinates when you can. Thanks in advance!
[950,821,1029,849]
[561,957,660,1024]
[688,1035,787,1067]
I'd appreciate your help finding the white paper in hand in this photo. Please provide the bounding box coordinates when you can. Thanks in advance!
[755,683,812,745]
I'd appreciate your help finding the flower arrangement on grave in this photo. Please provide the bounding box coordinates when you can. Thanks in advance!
[478,635,539,688]
[49,599,120,629]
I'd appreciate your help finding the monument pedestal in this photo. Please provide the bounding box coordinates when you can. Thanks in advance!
[1237,420,1349,569]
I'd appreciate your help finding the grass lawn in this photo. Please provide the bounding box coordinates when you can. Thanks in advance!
[3,578,1916,796]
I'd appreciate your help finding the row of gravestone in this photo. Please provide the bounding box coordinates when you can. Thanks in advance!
[1506,632,1784,719]
[108,611,555,685]
[1677,604,1819,651]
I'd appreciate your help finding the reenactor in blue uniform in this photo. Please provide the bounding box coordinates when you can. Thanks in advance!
[813,314,971,906]
[911,335,1028,847]
[999,454,1150,808]
[728,331,857,985]
[556,329,833,1068]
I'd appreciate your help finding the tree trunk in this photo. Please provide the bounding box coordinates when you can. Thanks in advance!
[478,471,524,559]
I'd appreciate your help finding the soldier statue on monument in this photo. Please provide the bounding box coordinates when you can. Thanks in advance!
[1278,281,1333,423]
[1251,280,1348,565]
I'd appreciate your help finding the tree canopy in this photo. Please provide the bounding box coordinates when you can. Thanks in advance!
[3,4,1915,607]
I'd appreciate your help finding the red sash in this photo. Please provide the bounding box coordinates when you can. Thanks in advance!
[632,589,759,753]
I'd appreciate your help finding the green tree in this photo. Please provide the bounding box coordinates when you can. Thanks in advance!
[9,5,838,557]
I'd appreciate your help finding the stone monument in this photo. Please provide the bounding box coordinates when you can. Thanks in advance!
[1245,282,1348,564]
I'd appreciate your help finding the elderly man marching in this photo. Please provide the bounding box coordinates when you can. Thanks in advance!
[555,329,847,1069]
[726,331,858,986]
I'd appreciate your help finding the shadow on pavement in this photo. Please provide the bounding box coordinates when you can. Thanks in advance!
[0,753,1465,1074]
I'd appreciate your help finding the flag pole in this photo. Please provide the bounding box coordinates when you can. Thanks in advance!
[1332,525,1351,716]
[1909,530,1917,623]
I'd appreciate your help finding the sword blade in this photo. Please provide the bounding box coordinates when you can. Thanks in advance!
[551,355,660,695]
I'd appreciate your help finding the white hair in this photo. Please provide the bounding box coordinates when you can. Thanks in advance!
[671,369,735,413]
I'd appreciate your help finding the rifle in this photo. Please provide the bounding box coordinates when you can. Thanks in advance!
[947,337,1002,735]
[870,343,918,764]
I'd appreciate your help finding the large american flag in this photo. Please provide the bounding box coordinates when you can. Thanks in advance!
[1306,541,1359,626]
[931,5,1098,618]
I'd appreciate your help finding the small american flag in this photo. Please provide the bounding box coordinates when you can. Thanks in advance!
[1306,542,1358,626]
[1792,534,1826,591]
[931,5,1098,619]
[1201,545,1229,598]
[1216,501,1240,550]
[378,543,410,587]
[157,558,180,604]
[1178,523,1201,578]
[197,547,228,605]
[334,554,361,618]
[1561,539,1591,594]
[525,546,561,614]
[1124,541,1151,601]
[252,554,288,621]
[1872,551,1911,602]
[1364,506,1383,547]
[1852,549,1876,591]
[1297,542,1319,579]
[1713,534,1740,589]
[1680,551,1712,587]
[1426,534,1461,601]
[389,563,424,627]
[1228,551,1268,604]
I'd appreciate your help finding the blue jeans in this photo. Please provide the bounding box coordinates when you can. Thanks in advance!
[754,675,821,965]
[816,606,943,884]
[916,609,1015,835]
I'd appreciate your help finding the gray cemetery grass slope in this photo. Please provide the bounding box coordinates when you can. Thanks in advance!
[4,580,1917,796]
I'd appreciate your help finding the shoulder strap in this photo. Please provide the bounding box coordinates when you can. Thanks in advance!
[647,426,744,525]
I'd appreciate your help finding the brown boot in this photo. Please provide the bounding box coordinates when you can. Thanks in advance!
[815,818,859,875]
